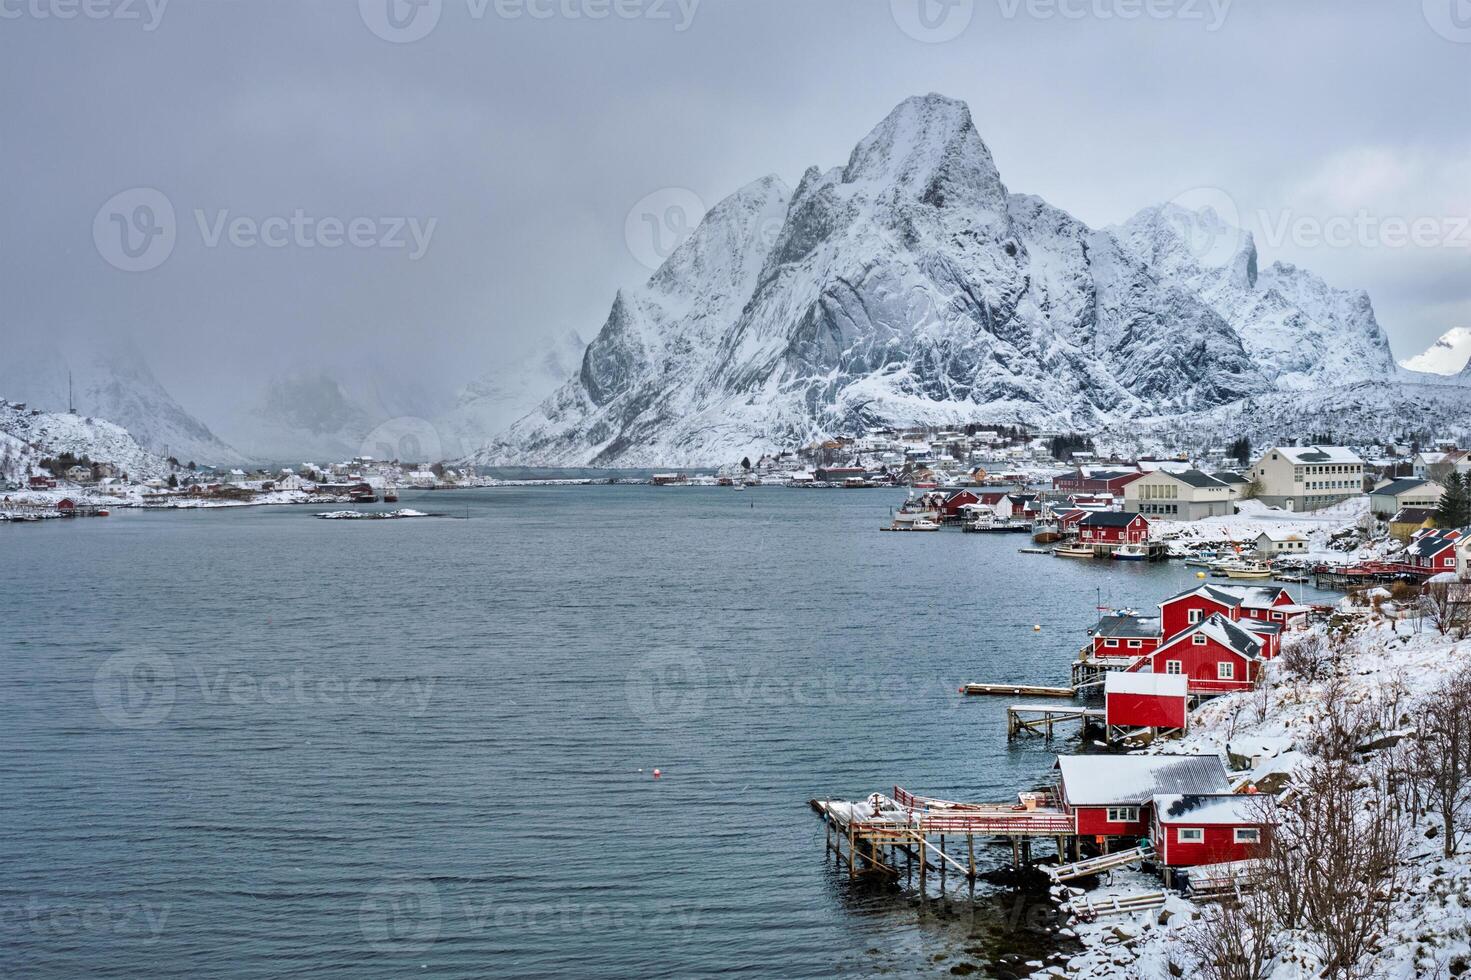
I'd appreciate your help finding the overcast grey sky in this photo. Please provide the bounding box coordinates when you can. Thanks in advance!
[2,0,1468,422]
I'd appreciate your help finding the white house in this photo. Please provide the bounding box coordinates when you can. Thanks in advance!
[1123,469,1234,520]
[1249,446,1365,512]
[1254,531,1309,556]
[1369,478,1443,518]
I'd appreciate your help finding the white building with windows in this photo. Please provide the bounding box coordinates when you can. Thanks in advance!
[1249,446,1365,512]
[1122,469,1235,520]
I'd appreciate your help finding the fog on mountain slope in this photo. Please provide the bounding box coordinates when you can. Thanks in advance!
[469,93,1428,468]
[0,338,245,467]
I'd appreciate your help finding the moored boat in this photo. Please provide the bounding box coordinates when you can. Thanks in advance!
[1053,544,1094,558]
[1225,562,1273,579]
[1113,544,1149,561]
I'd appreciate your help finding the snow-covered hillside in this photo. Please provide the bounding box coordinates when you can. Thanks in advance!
[0,401,176,482]
[1400,327,1471,375]
[0,338,245,467]
[471,93,1449,468]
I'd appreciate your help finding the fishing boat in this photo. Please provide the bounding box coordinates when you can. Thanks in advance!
[382,484,399,503]
[911,519,941,531]
[1225,561,1273,580]
[1113,543,1149,561]
[1032,524,1062,544]
[1053,544,1095,558]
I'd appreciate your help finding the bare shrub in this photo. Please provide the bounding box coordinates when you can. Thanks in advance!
[1182,879,1277,980]
[1280,633,1328,683]
[1418,582,1471,638]
[1410,666,1471,858]
[1265,753,1409,978]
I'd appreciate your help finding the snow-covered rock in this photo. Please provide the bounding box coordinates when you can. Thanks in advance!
[1400,327,1471,375]
[471,93,1453,467]
[473,95,1268,467]
[0,401,176,482]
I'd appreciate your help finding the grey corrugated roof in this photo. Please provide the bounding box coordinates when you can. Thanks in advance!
[1374,478,1430,497]
[1081,511,1141,527]
[1173,469,1228,489]
[1093,614,1162,639]
[1056,754,1231,806]
[1212,472,1250,485]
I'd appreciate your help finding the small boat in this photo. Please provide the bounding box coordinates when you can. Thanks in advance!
[911,519,941,531]
[96,509,110,517]
[733,484,745,492]
[1225,562,1273,580]
[382,486,399,503]
[1053,544,1095,558]
[1113,544,1149,561]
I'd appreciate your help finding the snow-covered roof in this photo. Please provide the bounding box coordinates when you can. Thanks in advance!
[1407,528,1462,558]
[1057,754,1230,806]
[1106,672,1187,698]
[1157,613,1265,660]
[1162,582,1287,610]
[1255,531,1306,543]
[1153,793,1270,825]
[1273,445,1362,465]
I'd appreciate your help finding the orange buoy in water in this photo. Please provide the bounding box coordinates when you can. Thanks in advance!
[652,769,662,779]
[1196,571,1207,579]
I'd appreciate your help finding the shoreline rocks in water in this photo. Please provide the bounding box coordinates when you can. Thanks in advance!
[314,509,431,520]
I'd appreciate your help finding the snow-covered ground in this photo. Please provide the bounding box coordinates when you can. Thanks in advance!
[1048,602,1471,980]
[1150,497,1382,564]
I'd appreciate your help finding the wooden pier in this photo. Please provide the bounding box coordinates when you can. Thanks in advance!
[811,786,1079,891]
[1006,704,1104,740]
[962,682,1076,698]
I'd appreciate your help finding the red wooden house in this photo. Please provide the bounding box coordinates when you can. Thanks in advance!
[1151,793,1272,867]
[1129,613,1264,694]
[1076,512,1150,545]
[1053,468,1145,495]
[1057,509,1088,532]
[1056,754,1231,841]
[1089,613,1162,661]
[1105,671,1188,731]
[940,489,980,518]
[28,475,57,490]
[1158,583,1303,657]
[1405,527,1463,575]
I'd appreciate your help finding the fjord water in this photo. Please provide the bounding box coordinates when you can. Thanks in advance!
[0,488,1339,978]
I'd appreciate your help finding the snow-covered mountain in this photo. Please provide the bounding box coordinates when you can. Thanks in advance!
[0,400,177,483]
[1113,205,1397,388]
[219,373,378,463]
[0,339,245,467]
[1400,328,1471,375]
[473,94,1302,467]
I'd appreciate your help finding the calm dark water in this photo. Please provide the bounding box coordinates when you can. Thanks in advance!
[0,488,1340,978]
